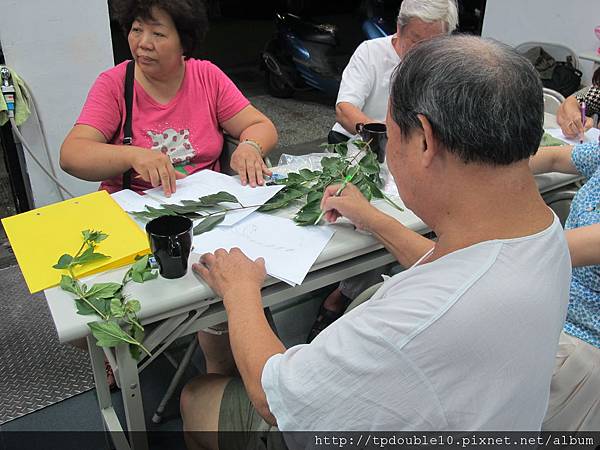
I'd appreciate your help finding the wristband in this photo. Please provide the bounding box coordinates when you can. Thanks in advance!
[240,139,263,157]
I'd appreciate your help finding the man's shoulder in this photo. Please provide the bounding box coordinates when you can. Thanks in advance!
[355,35,393,53]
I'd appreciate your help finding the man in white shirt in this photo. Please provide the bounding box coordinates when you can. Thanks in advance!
[313,0,459,344]
[328,0,458,143]
[181,35,571,450]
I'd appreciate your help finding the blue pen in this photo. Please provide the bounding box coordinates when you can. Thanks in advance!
[313,169,358,225]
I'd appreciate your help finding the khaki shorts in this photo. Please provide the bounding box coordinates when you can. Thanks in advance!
[542,331,600,431]
[218,377,288,450]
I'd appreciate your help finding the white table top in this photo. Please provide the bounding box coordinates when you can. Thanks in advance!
[44,113,581,343]
[44,198,425,343]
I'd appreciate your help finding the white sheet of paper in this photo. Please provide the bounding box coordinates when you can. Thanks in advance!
[191,212,335,286]
[143,170,284,226]
[545,127,600,146]
[111,189,161,230]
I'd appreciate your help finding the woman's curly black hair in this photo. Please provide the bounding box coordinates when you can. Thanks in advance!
[593,67,600,87]
[112,0,208,59]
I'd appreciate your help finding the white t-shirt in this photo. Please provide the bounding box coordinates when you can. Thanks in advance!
[332,35,400,137]
[262,215,571,431]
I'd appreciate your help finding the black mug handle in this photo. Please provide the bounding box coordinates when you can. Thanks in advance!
[355,122,365,134]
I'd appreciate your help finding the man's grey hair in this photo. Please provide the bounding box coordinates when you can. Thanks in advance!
[389,35,544,165]
[397,0,458,33]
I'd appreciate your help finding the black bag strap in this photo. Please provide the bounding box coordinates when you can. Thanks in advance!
[122,60,135,190]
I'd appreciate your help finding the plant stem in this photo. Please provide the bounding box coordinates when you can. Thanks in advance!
[120,267,132,287]
[383,193,404,211]
[68,266,109,320]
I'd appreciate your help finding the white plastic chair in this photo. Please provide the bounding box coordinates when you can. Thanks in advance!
[515,41,580,70]
[543,87,566,115]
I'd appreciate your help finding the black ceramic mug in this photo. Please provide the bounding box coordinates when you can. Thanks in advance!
[145,215,193,279]
[356,122,387,163]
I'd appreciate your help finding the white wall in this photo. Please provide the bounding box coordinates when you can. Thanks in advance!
[0,0,114,207]
[482,0,600,85]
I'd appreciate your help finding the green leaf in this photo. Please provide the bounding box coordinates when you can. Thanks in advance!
[75,298,97,315]
[357,181,373,201]
[53,254,73,270]
[82,229,108,244]
[72,248,109,266]
[59,275,78,294]
[132,254,149,274]
[75,297,111,317]
[299,169,318,180]
[128,322,145,360]
[110,298,126,318]
[354,139,370,151]
[294,202,322,225]
[131,271,143,283]
[125,300,141,314]
[306,190,322,205]
[158,203,198,215]
[86,282,122,299]
[334,142,348,157]
[321,157,342,170]
[146,205,178,216]
[193,213,226,235]
[258,188,306,212]
[130,210,164,221]
[358,151,379,175]
[198,191,238,206]
[142,271,158,281]
[88,321,137,347]
[367,180,384,199]
[286,172,304,184]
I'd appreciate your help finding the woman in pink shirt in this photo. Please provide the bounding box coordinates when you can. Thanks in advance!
[60,0,277,195]
[60,0,278,389]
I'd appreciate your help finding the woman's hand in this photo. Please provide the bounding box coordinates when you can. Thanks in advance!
[557,95,593,139]
[559,115,593,140]
[192,248,266,304]
[320,182,379,230]
[230,144,273,187]
[128,147,186,196]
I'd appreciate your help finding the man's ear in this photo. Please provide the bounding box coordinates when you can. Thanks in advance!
[416,114,438,167]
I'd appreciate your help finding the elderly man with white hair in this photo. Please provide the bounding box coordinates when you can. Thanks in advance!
[328,0,458,143]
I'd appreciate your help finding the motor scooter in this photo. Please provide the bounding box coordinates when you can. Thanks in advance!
[261,1,392,98]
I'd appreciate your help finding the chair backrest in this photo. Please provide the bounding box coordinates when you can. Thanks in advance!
[543,189,577,228]
[219,134,240,176]
[515,41,580,69]
[543,87,565,115]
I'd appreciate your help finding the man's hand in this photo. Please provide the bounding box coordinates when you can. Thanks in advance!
[230,145,273,187]
[128,147,186,196]
[320,182,379,230]
[192,248,266,303]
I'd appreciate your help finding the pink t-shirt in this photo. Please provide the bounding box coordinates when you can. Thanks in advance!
[76,59,250,193]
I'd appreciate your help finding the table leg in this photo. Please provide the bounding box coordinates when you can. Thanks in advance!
[115,343,149,450]
[87,335,131,450]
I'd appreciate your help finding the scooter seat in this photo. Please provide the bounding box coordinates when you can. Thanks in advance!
[279,13,338,46]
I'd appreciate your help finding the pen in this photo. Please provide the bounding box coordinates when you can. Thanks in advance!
[580,101,586,144]
[313,168,358,225]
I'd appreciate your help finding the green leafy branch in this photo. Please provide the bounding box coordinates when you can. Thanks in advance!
[127,139,403,233]
[54,230,157,359]
[259,139,403,225]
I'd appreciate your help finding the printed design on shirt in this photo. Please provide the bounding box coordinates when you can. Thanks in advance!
[147,128,195,165]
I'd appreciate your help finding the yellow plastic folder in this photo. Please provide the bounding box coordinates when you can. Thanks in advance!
[2,190,150,293]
